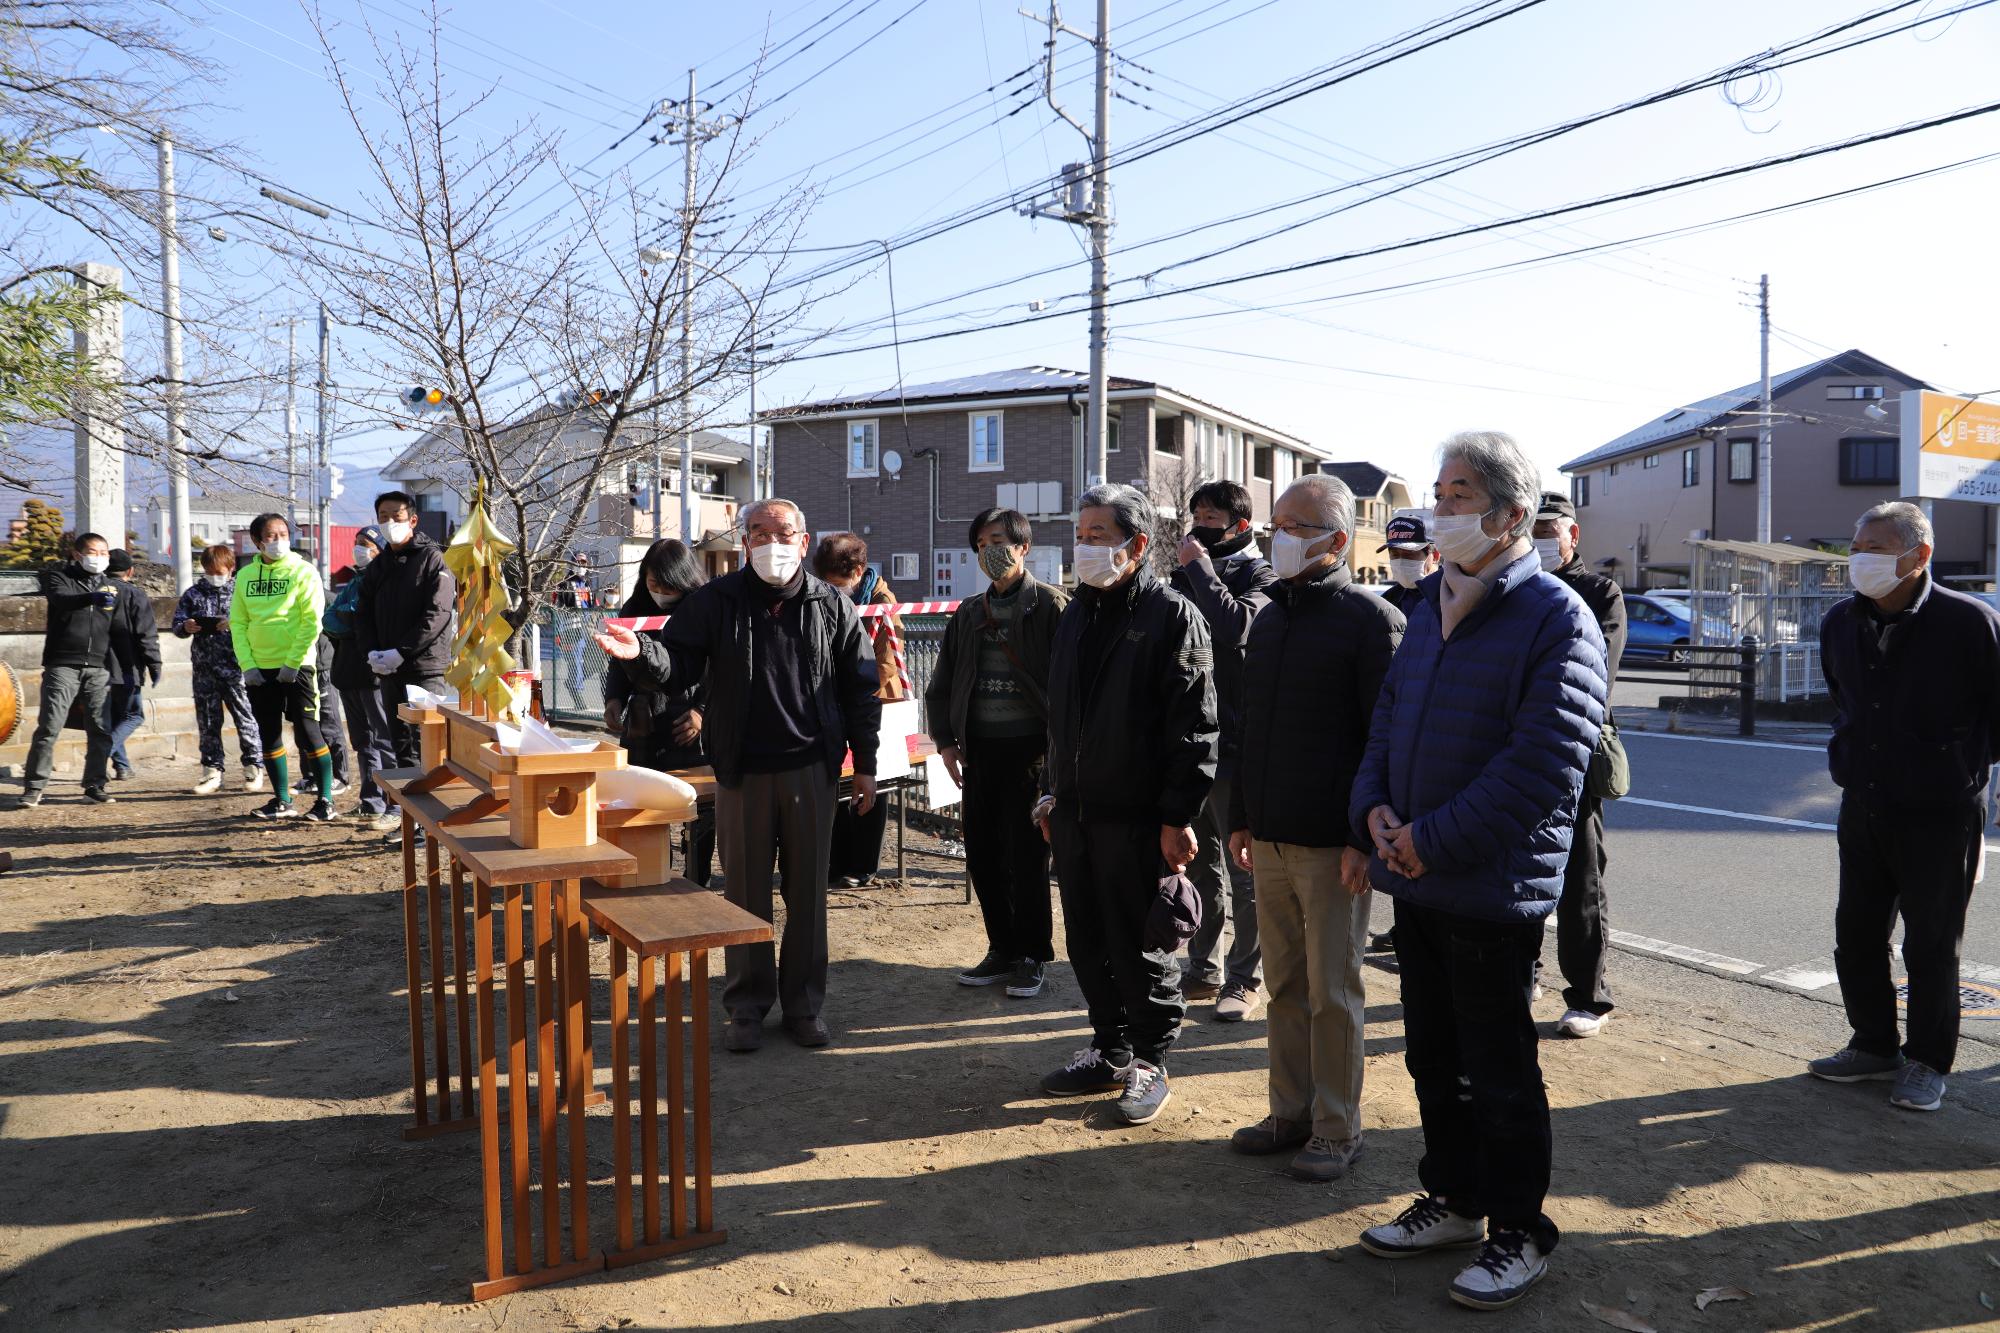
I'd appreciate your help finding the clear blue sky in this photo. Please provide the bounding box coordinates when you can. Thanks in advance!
[111,0,2000,509]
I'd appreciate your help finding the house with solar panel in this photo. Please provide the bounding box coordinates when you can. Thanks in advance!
[761,366,1368,596]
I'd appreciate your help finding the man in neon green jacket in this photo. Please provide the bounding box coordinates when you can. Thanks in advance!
[230,512,336,821]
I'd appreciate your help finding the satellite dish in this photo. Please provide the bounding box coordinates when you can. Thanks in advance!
[881,450,903,478]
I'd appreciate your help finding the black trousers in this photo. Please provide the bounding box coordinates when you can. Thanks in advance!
[1394,898,1558,1253]
[962,736,1054,962]
[1051,810,1183,1066]
[715,765,836,1022]
[1555,792,1613,1015]
[246,668,329,770]
[1834,795,1982,1074]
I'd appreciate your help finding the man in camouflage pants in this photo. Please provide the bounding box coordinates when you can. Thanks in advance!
[172,544,265,794]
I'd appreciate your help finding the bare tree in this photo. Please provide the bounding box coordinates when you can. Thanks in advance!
[286,2,819,641]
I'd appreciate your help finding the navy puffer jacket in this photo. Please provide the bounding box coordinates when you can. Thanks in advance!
[1348,548,1607,923]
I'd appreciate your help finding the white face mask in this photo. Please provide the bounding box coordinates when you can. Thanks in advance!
[383,520,414,546]
[204,572,229,588]
[352,546,374,568]
[78,553,109,575]
[1389,556,1427,588]
[260,539,289,562]
[1431,511,1500,566]
[1849,549,1914,600]
[1074,540,1134,589]
[1532,537,1565,572]
[1270,528,1334,580]
[749,538,802,583]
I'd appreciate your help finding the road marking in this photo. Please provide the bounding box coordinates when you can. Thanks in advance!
[1764,956,1840,992]
[1622,796,1836,831]
[1609,929,1762,975]
[1964,961,2000,988]
[1621,731,1825,754]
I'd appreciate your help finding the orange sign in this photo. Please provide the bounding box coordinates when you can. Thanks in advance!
[1907,391,2000,502]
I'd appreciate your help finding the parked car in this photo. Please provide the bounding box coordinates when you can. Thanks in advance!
[1623,593,1731,662]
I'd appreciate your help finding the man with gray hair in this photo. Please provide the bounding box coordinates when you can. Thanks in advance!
[1226,472,1403,1183]
[1349,430,1606,1311]
[596,498,883,1053]
[1812,500,2000,1113]
[1035,482,1218,1126]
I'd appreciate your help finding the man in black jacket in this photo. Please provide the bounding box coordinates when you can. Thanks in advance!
[926,508,1069,998]
[102,549,162,779]
[1225,474,1404,1183]
[1379,512,1438,619]
[595,498,882,1053]
[1811,500,2000,1114]
[1533,492,1627,1039]
[1035,483,1217,1127]
[18,532,118,807]
[355,491,456,774]
[1170,480,1277,1021]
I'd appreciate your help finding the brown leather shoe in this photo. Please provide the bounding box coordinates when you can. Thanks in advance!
[1230,1115,1311,1156]
[784,1016,832,1048]
[1182,978,1221,1002]
[724,1017,763,1053]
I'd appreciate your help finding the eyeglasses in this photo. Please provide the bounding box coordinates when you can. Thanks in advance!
[747,528,802,545]
[1269,520,1336,537]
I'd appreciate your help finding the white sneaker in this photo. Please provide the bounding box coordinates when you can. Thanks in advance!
[1115,1059,1172,1125]
[1360,1195,1485,1258]
[1530,981,1545,1003]
[328,778,350,798]
[1449,1230,1549,1310]
[192,768,224,796]
[243,765,266,792]
[1556,1009,1606,1039]
[369,809,402,834]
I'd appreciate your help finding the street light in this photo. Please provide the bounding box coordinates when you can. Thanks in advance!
[636,247,757,542]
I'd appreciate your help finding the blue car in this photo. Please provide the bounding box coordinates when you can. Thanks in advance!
[1623,594,1730,662]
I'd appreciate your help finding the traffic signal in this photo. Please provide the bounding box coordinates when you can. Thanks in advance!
[323,463,345,501]
[404,385,448,412]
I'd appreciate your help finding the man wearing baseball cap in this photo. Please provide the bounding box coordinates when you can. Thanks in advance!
[1378,513,1438,620]
[1532,491,1626,1039]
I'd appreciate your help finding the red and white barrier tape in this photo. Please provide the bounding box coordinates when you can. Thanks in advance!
[604,599,958,635]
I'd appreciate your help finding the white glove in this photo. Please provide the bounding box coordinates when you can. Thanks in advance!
[368,648,404,676]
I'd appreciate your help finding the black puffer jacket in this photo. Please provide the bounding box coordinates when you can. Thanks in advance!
[1823,575,2000,810]
[1231,561,1404,849]
[105,581,163,683]
[605,589,708,772]
[39,563,116,669]
[628,569,882,788]
[1169,539,1277,778]
[1045,564,1218,828]
[1552,556,1627,687]
[355,533,455,681]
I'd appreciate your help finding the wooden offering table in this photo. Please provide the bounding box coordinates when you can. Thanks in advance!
[583,880,771,1269]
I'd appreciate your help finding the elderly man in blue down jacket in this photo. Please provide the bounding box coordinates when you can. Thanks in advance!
[1348,430,1607,1314]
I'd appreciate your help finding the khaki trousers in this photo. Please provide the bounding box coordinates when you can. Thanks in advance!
[1253,839,1369,1141]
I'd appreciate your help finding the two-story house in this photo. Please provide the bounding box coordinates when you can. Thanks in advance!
[380,408,756,595]
[1316,463,1417,585]
[1559,349,1987,588]
[763,366,1335,597]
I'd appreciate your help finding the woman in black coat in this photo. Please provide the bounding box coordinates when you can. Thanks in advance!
[604,539,714,885]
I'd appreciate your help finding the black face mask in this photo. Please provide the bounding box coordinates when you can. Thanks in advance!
[1190,526,1227,549]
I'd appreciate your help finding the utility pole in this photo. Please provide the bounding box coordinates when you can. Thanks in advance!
[1756,273,1772,544]
[285,317,298,535]
[156,132,192,591]
[1023,2,1114,497]
[652,71,737,544]
[315,300,332,582]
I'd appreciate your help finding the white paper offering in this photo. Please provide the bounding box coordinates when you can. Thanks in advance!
[520,715,597,755]
[924,753,961,809]
[598,765,698,816]
[405,683,447,710]
[873,698,919,781]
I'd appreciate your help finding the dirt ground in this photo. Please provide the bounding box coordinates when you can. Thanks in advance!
[2,770,1998,1333]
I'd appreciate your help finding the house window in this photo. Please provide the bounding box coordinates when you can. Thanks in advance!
[1642,453,1660,469]
[1604,462,1615,496]
[1839,436,1899,486]
[1681,447,1701,488]
[1827,384,1886,400]
[1253,445,1273,480]
[890,552,920,581]
[1106,413,1120,453]
[1572,474,1589,508]
[1155,416,1181,455]
[969,412,1004,471]
[1728,438,1756,483]
[846,420,878,478]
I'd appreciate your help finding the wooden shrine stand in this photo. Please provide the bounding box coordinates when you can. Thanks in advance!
[382,696,769,1300]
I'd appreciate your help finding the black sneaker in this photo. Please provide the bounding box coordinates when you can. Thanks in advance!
[82,788,115,805]
[1040,1046,1131,1096]
[111,766,133,782]
[19,789,43,808]
[958,951,1013,987]
[1367,927,1397,953]
[252,798,299,821]
[303,799,339,823]
[1004,959,1045,998]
